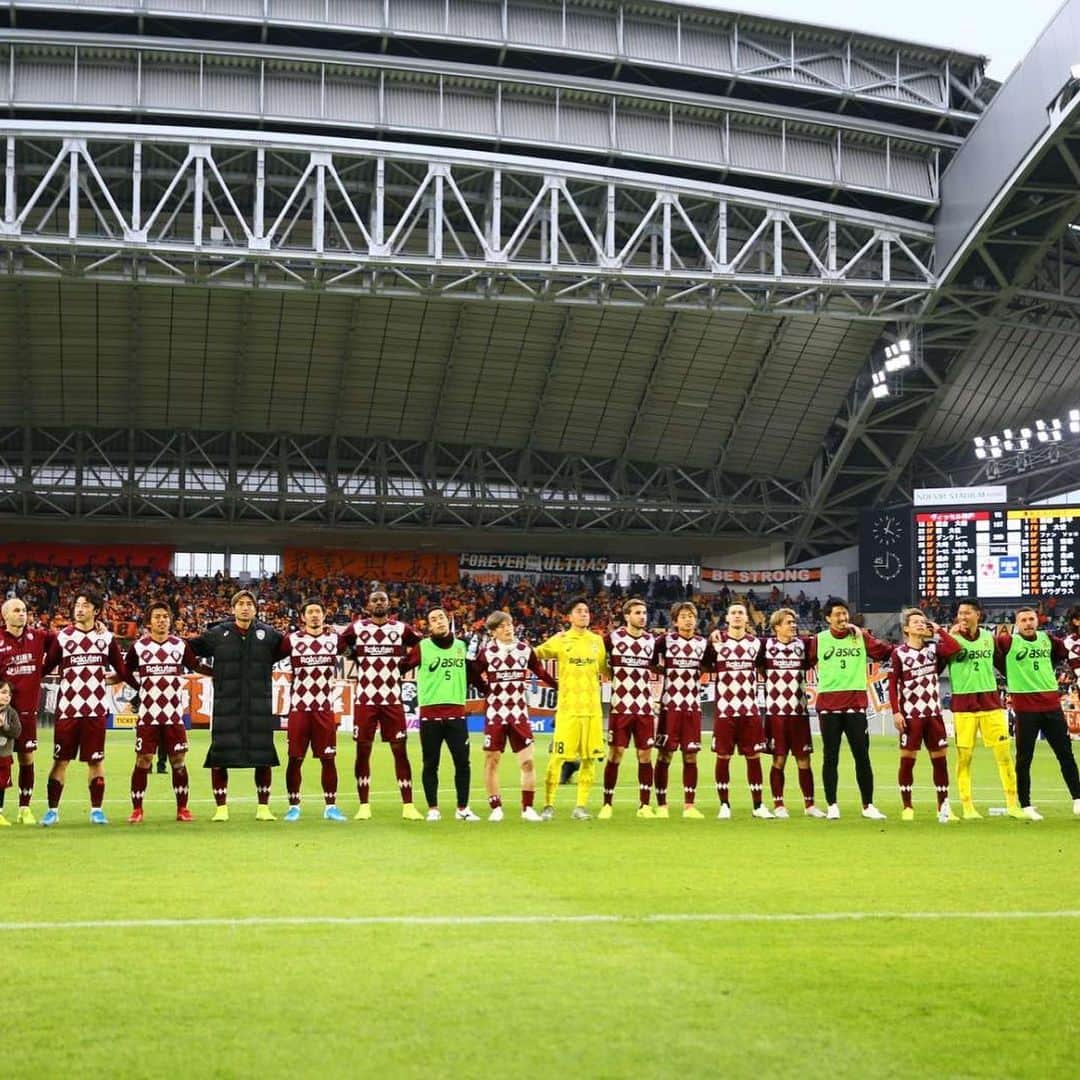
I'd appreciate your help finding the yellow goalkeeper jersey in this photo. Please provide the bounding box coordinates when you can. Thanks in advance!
[535,628,608,720]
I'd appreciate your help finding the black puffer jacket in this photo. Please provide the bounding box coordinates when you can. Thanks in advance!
[190,620,284,768]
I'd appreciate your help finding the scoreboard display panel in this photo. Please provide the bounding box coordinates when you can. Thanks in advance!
[915,506,1080,601]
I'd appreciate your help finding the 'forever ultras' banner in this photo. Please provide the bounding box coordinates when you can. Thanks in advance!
[283,549,458,584]
[460,553,608,574]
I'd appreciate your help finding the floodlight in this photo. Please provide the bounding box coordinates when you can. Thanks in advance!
[1019,439,1031,450]
[1003,429,1014,439]
[975,447,987,459]
[974,436,986,448]
[1038,430,1049,443]
[1020,427,1033,439]
[871,383,889,399]
[884,354,912,373]
[1036,419,1047,430]
[989,435,1001,446]
[990,446,1003,458]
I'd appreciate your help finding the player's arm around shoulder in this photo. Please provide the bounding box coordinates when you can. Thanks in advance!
[533,632,564,662]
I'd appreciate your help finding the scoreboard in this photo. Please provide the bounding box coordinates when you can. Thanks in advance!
[915,506,1080,600]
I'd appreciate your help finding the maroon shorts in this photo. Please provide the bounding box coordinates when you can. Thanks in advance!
[483,716,534,754]
[766,715,813,757]
[656,709,703,753]
[0,758,10,789]
[14,710,37,754]
[711,714,767,757]
[353,703,407,744]
[288,708,338,759]
[899,714,949,753]
[135,723,189,758]
[608,712,655,751]
[53,715,107,763]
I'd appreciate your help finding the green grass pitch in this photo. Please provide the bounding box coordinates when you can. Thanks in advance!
[6,729,1080,1079]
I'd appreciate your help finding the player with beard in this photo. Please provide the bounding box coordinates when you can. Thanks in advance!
[807,598,891,821]
[338,589,423,821]
[599,598,659,819]
[995,607,1080,821]
[124,600,205,823]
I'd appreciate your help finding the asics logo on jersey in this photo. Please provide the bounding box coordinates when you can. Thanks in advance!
[427,659,442,673]
[823,646,861,659]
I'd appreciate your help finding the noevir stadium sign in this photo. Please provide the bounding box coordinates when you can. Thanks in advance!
[461,553,608,574]
[702,568,823,584]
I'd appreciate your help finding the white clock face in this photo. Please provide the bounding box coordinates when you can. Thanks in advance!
[873,514,901,546]
[873,551,903,581]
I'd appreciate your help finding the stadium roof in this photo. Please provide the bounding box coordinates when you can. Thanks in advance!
[1,0,1078,557]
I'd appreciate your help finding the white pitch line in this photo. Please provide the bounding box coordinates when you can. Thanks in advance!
[3,910,1080,932]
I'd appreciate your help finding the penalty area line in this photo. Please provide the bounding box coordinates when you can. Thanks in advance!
[3,910,1080,932]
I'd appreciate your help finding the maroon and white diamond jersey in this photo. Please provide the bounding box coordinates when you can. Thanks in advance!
[283,629,340,711]
[342,618,420,707]
[0,626,55,718]
[657,633,710,713]
[53,625,125,722]
[712,632,763,719]
[604,628,657,716]
[479,639,537,726]
[890,641,946,720]
[762,636,811,718]
[126,635,191,725]
[1064,633,1080,682]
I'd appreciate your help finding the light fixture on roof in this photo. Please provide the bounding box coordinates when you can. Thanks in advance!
[883,338,913,373]
[870,370,889,399]
[1070,409,1080,434]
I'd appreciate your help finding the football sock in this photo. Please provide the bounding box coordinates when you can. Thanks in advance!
[18,762,33,808]
[130,764,149,809]
[770,764,785,806]
[992,742,1018,806]
[637,761,653,806]
[714,756,731,805]
[390,741,414,804]
[746,757,763,808]
[931,755,950,809]
[89,776,105,809]
[683,760,698,805]
[898,756,915,809]
[254,766,272,805]
[544,755,562,807]
[654,759,670,806]
[47,777,63,809]
[286,757,304,805]
[575,759,595,808]
[488,793,502,810]
[521,788,535,810]
[798,764,815,805]
[172,765,189,809]
[603,761,619,806]
[354,743,372,803]
[211,767,229,805]
[956,746,974,805]
[321,758,337,805]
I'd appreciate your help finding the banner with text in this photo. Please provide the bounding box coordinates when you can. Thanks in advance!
[283,548,458,583]
[701,567,822,585]
[0,542,174,572]
[460,553,608,575]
